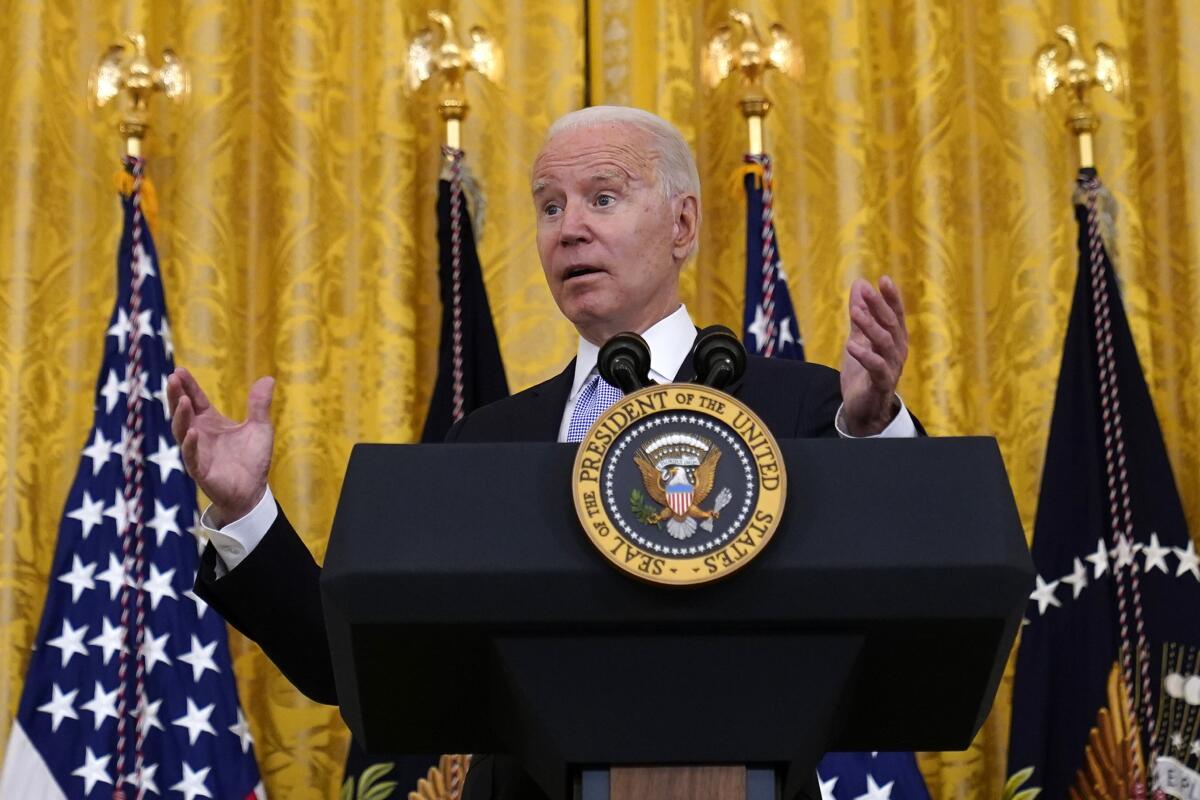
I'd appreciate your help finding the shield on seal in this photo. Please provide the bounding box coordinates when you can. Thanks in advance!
[666,482,693,517]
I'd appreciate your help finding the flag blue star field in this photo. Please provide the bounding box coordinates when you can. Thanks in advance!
[742,153,928,799]
[742,154,804,361]
[1006,170,1200,798]
[0,162,265,799]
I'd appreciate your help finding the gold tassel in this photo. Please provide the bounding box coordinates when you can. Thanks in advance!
[112,170,159,234]
[728,163,765,199]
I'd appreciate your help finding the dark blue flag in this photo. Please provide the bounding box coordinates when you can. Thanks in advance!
[743,154,804,361]
[1007,169,1200,798]
[742,152,929,799]
[343,148,508,798]
[0,159,264,798]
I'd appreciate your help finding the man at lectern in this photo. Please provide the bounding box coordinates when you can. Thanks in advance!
[169,106,916,799]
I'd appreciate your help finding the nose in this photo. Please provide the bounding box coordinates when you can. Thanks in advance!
[558,202,592,247]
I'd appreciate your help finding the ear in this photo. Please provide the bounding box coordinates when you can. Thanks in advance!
[671,193,700,262]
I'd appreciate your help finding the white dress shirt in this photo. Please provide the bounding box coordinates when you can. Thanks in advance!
[205,304,914,573]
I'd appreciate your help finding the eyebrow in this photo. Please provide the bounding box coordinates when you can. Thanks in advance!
[531,169,632,197]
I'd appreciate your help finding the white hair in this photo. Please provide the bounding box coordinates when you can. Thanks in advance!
[543,106,701,203]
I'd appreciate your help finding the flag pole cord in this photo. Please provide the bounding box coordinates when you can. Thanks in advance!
[744,153,778,358]
[443,146,467,424]
[1082,172,1157,792]
[113,155,150,800]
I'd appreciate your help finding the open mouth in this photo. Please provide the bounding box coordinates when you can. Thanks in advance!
[564,266,604,281]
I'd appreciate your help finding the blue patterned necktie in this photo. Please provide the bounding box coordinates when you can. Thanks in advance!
[565,372,624,442]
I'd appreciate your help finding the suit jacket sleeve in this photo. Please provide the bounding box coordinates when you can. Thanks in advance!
[195,502,338,704]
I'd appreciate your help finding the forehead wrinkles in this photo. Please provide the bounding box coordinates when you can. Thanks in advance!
[532,136,656,189]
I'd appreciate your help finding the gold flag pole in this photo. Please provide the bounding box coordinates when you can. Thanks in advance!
[89,32,190,158]
[1031,25,1127,169]
[406,11,503,154]
[703,10,802,155]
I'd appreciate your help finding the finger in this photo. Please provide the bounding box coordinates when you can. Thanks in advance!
[861,280,901,334]
[171,394,194,446]
[181,428,202,477]
[246,376,276,424]
[851,304,899,364]
[879,275,906,331]
[173,367,212,414]
[846,340,897,389]
[166,372,182,417]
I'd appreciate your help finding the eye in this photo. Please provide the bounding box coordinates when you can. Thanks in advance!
[595,193,616,207]
[542,202,562,217]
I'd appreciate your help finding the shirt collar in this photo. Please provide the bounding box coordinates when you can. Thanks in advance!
[569,305,697,400]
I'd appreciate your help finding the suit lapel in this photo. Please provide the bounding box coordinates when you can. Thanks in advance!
[520,359,576,442]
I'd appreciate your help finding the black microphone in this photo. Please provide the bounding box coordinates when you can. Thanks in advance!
[691,325,747,390]
[598,332,652,394]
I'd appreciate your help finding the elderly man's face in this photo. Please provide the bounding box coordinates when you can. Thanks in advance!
[531,123,697,344]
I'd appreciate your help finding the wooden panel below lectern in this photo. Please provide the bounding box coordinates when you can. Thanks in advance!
[610,766,746,800]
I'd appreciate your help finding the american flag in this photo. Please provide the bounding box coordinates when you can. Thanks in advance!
[0,159,264,799]
[742,153,804,362]
[741,152,929,799]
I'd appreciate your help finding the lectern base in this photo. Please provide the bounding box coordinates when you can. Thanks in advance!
[577,766,779,800]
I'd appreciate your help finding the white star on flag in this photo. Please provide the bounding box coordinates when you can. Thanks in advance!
[70,746,113,795]
[142,563,178,609]
[88,615,127,664]
[66,490,106,539]
[153,373,170,420]
[47,618,89,667]
[853,774,894,800]
[95,552,130,601]
[172,698,217,745]
[57,554,97,602]
[1174,541,1200,581]
[132,244,156,279]
[1060,557,1088,599]
[1030,574,1062,615]
[1084,537,1109,578]
[1142,532,1171,574]
[747,303,770,350]
[179,634,220,682]
[138,627,172,674]
[170,762,213,800]
[81,430,115,476]
[134,308,155,340]
[107,308,130,352]
[229,708,254,753]
[1110,535,1141,570]
[146,498,181,546]
[80,680,120,730]
[134,696,165,737]
[121,762,160,796]
[158,315,174,358]
[779,316,796,347]
[184,588,209,619]
[818,774,838,800]
[147,435,183,482]
[36,683,78,732]
[99,368,129,414]
[103,490,131,535]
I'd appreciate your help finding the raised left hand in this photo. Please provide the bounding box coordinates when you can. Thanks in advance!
[839,275,908,436]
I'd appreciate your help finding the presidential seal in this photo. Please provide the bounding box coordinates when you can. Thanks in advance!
[571,383,786,586]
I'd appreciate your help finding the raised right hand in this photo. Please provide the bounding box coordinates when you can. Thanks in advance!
[167,368,275,526]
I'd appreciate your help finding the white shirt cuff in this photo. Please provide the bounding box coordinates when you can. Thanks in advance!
[834,396,917,438]
[201,486,278,576]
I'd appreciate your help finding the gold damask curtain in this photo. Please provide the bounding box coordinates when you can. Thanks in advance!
[1,1,1196,798]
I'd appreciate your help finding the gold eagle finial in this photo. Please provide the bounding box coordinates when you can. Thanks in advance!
[1031,25,1127,168]
[703,10,802,155]
[406,11,503,151]
[89,32,189,157]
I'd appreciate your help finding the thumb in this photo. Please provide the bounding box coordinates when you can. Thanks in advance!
[246,376,276,424]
